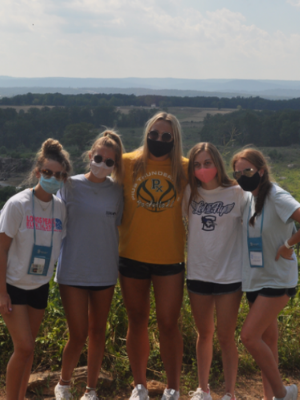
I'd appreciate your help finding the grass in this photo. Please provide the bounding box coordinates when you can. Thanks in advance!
[1,115,300,394]
[1,274,300,395]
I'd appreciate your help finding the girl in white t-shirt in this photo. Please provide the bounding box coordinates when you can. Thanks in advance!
[0,139,70,400]
[183,142,248,400]
[232,148,299,400]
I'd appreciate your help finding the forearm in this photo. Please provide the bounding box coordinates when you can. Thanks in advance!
[0,249,8,294]
[285,229,300,247]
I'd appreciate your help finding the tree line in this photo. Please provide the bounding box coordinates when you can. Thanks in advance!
[0,106,156,152]
[1,92,300,111]
[201,109,300,147]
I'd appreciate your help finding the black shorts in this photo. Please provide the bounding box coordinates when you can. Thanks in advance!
[187,279,242,296]
[7,283,49,310]
[119,257,185,279]
[246,287,297,303]
[68,284,114,291]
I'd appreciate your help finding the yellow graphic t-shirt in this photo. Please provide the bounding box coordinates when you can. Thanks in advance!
[119,151,188,264]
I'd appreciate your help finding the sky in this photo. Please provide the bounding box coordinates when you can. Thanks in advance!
[1,0,300,80]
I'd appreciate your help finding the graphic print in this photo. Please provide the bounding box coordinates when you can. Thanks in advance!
[191,200,235,231]
[131,171,179,213]
[201,215,217,231]
[26,216,63,232]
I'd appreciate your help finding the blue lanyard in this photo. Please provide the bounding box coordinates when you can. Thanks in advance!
[247,196,264,239]
[32,189,54,247]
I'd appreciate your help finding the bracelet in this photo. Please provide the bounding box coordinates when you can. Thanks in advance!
[284,239,293,249]
[86,386,96,391]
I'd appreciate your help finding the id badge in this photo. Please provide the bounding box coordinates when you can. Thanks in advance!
[250,251,263,267]
[248,237,264,268]
[28,244,52,276]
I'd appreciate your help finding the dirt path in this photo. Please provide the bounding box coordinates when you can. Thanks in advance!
[1,373,299,399]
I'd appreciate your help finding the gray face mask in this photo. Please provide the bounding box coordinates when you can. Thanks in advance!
[90,161,114,179]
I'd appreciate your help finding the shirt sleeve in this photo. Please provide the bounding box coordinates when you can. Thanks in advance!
[61,202,67,239]
[182,185,191,219]
[238,187,250,215]
[0,199,23,238]
[56,181,68,204]
[272,185,300,224]
[116,187,124,227]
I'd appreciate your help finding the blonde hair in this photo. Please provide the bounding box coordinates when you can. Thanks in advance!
[188,142,236,206]
[28,138,72,184]
[84,129,124,184]
[133,112,186,192]
[231,148,272,226]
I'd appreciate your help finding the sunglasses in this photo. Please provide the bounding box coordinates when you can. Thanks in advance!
[148,130,173,142]
[40,169,68,181]
[233,168,256,180]
[93,154,115,167]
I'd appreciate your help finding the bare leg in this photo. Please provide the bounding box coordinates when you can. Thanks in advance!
[2,305,44,400]
[119,274,151,387]
[215,290,242,396]
[59,285,89,383]
[152,272,184,391]
[241,295,289,399]
[261,320,278,400]
[18,306,45,400]
[189,292,215,391]
[86,286,115,390]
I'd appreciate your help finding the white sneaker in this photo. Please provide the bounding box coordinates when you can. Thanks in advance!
[54,383,73,400]
[80,390,99,400]
[273,384,298,400]
[220,394,236,400]
[189,388,212,400]
[161,388,180,400]
[129,384,150,400]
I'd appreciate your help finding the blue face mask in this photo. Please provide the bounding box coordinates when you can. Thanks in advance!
[40,175,64,194]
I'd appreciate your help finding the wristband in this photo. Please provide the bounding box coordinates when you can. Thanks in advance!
[284,239,293,249]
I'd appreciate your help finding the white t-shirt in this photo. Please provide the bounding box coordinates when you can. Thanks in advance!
[182,184,249,284]
[241,184,300,291]
[0,188,66,290]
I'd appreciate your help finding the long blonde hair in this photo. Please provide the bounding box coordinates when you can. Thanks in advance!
[188,142,236,206]
[231,148,272,226]
[133,112,186,192]
[84,130,124,184]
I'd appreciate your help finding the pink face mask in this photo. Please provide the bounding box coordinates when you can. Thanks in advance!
[194,167,218,183]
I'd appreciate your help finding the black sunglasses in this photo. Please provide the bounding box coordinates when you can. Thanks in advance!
[93,154,115,167]
[40,169,68,181]
[148,130,173,142]
[233,168,256,180]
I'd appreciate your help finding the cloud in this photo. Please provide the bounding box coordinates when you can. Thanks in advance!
[286,0,300,6]
[0,0,300,79]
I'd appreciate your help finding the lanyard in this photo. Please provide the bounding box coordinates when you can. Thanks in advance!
[32,189,54,247]
[247,196,264,239]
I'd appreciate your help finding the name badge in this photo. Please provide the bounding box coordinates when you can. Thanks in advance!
[250,251,263,267]
[28,244,52,276]
[247,237,264,268]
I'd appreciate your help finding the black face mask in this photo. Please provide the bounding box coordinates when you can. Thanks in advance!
[147,138,174,158]
[237,172,261,192]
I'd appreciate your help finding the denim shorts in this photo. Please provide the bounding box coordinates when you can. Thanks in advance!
[119,257,185,279]
[7,282,49,310]
[187,279,241,296]
[246,287,297,303]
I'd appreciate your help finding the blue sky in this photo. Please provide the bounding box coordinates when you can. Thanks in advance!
[1,0,300,80]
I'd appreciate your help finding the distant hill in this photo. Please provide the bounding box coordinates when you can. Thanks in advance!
[1,77,300,99]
